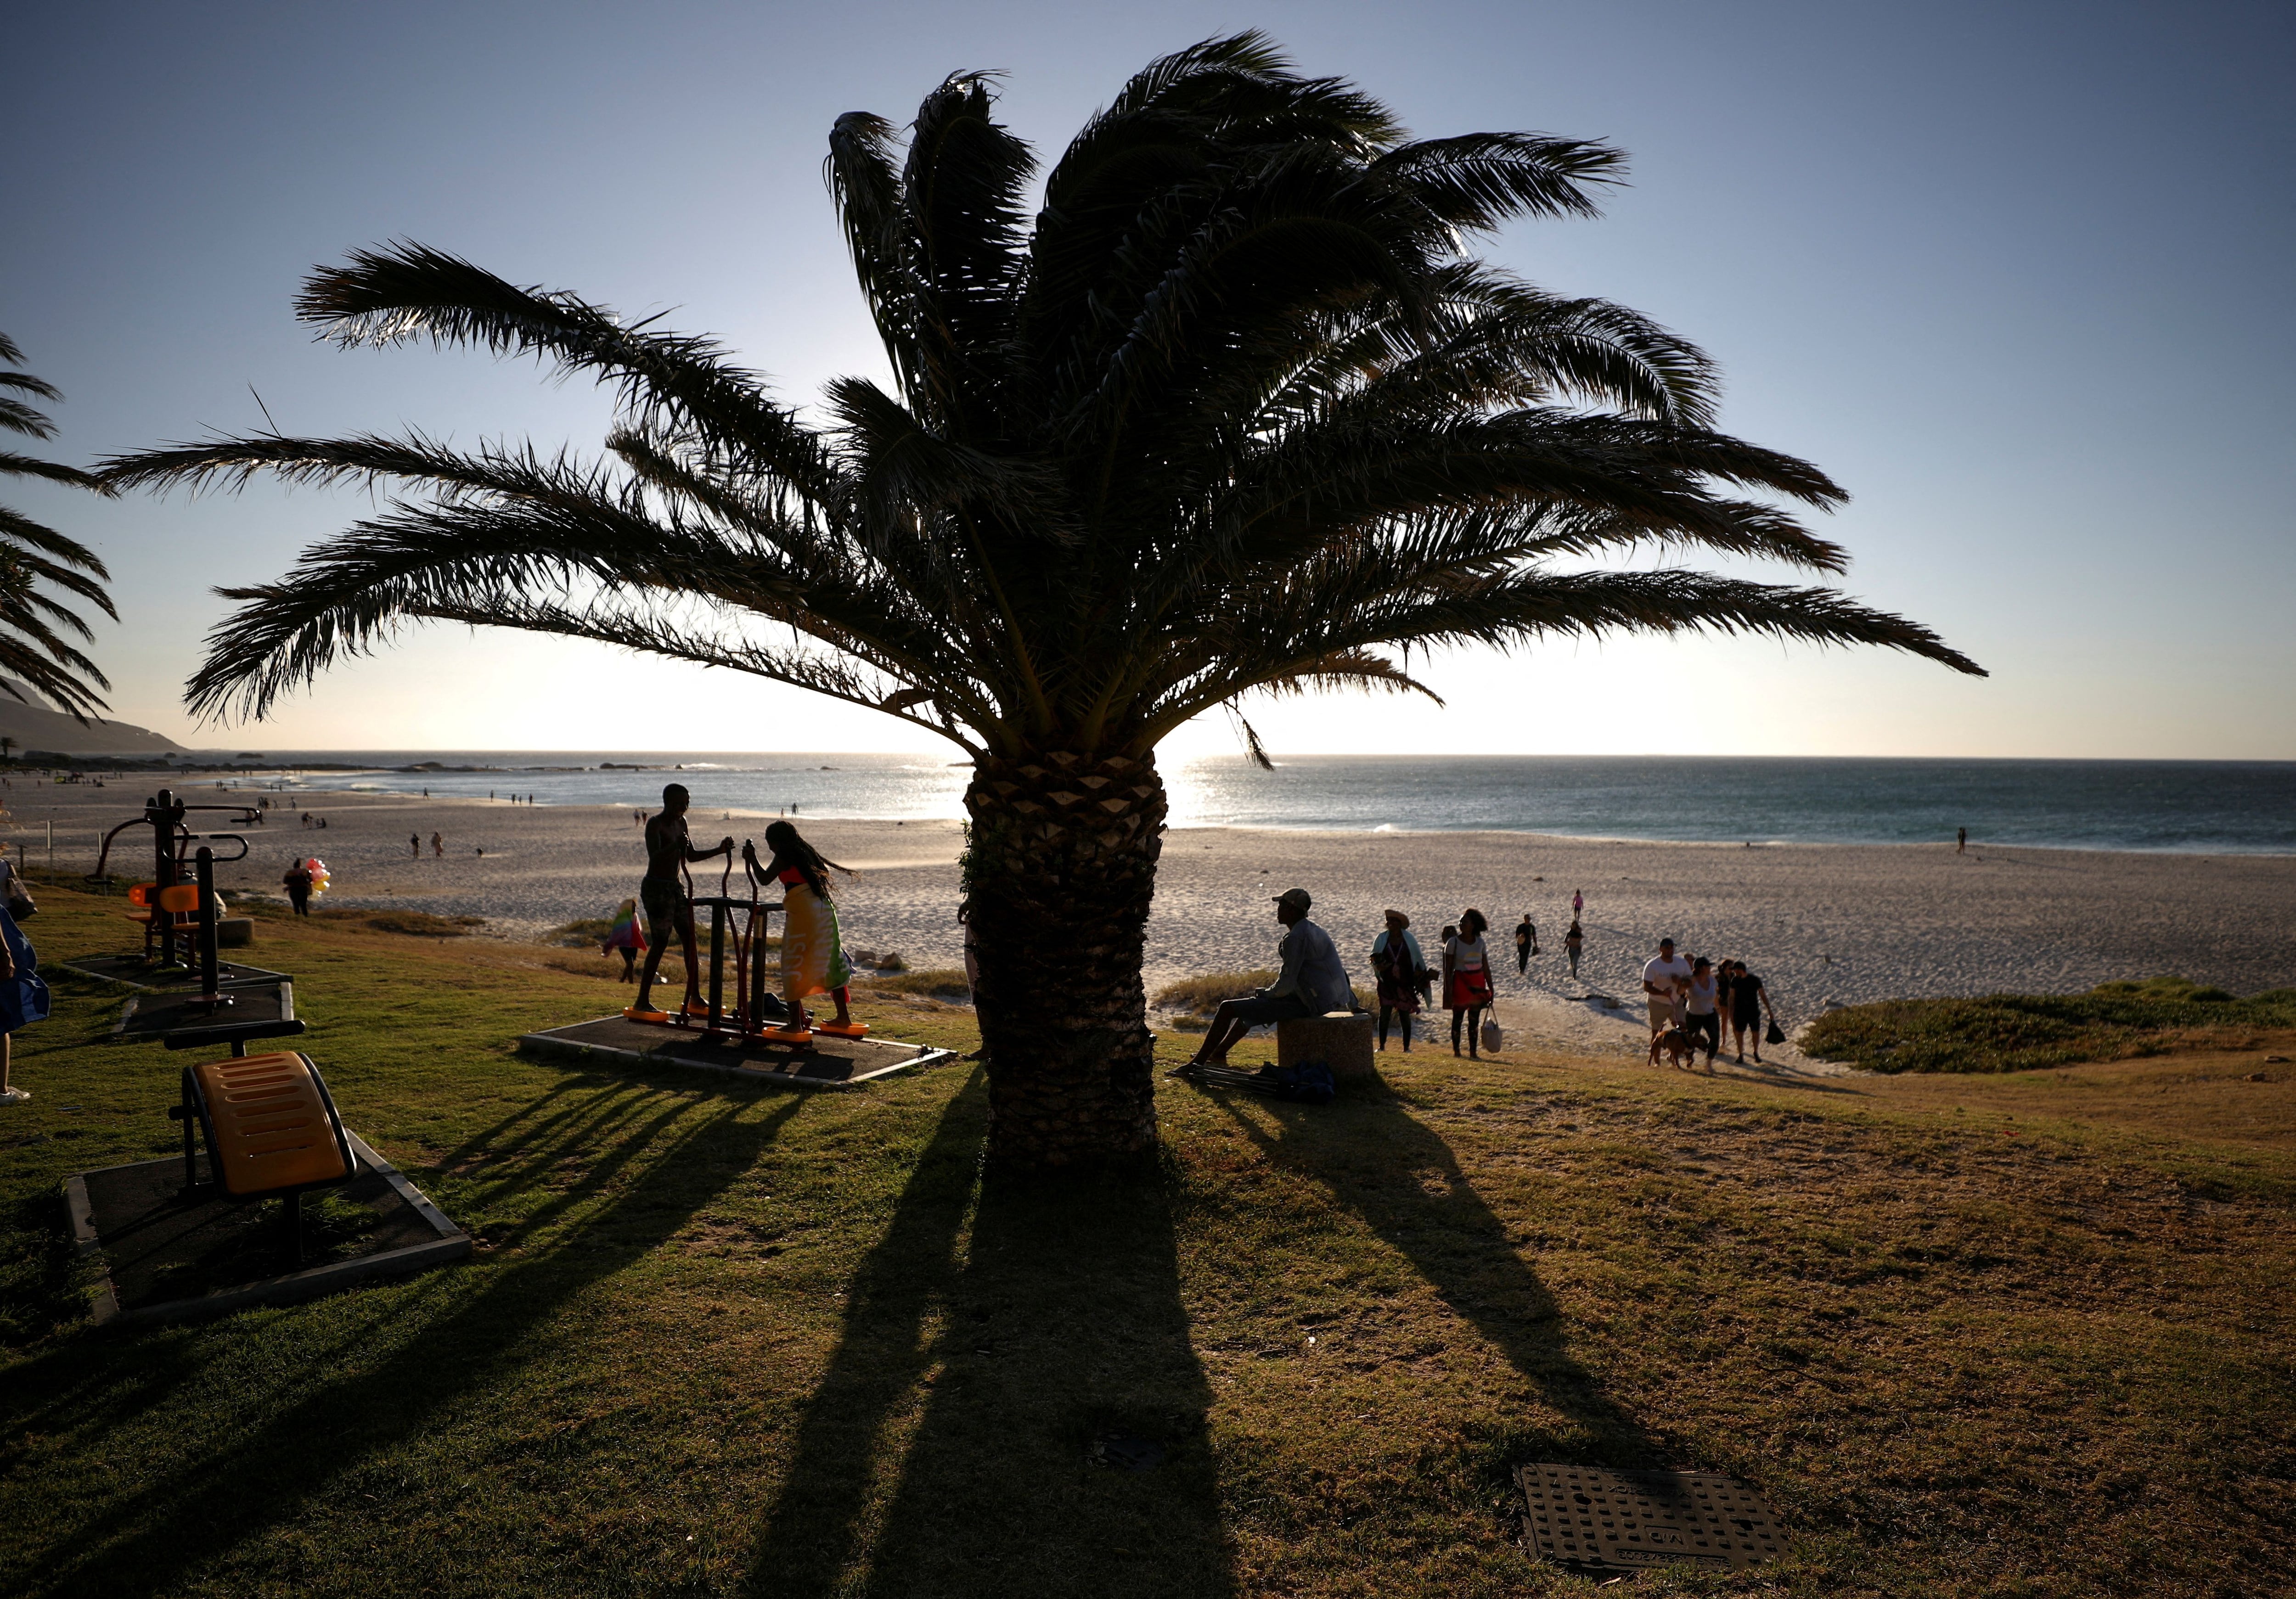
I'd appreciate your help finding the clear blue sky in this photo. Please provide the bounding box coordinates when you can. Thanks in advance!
[5,0,2290,757]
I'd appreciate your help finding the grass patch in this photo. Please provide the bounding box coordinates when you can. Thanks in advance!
[859,966,972,1002]
[2,886,2291,1596]
[546,916,616,948]
[1802,975,2296,1073]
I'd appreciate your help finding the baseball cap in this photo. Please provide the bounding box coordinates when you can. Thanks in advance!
[1273,887,1312,913]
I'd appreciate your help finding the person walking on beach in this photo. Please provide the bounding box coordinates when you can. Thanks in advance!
[431,831,444,858]
[1370,909,1428,1052]
[1642,937,1692,1046]
[1180,887,1352,1072]
[282,858,313,916]
[1728,961,1778,1064]
[1572,889,1583,918]
[632,782,733,1019]
[1957,826,1967,854]
[1564,920,1584,981]
[409,833,420,859]
[1443,909,1497,1059]
[1683,957,1722,1070]
[1513,913,1537,974]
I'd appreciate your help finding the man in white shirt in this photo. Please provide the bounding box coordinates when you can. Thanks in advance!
[1642,937,1693,1039]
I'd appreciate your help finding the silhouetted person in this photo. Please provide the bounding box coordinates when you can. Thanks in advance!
[632,782,732,1016]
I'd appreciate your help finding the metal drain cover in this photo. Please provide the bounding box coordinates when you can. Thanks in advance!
[1089,1432,1165,1471]
[1517,1464,1784,1572]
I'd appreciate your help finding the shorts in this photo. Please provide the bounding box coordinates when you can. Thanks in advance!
[1648,998,1676,1031]
[1216,993,1313,1028]
[640,877,687,930]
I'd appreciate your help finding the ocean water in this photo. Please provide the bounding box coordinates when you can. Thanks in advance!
[240,752,2296,855]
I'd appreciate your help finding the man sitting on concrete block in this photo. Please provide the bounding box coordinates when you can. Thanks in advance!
[1176,887,1355,1073]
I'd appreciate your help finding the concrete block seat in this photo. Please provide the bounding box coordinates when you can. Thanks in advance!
[1276,1010,1377,1082]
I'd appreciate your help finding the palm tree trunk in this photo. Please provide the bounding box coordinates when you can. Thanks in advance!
[963,750,1167,1170]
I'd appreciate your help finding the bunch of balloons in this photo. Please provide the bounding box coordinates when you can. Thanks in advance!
[303,857,332,897]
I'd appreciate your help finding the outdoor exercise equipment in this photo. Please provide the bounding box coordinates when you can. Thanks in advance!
[622,842,809,1044]
[90,787,263,967]
[103,839,308,1053]
[167,1049,356,1268]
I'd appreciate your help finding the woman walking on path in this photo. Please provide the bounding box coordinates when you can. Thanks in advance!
[1443,909,1497,1059]
[1370,909,1427,1053]
[1564,920,1584,981]
[1684,957,1722,1070]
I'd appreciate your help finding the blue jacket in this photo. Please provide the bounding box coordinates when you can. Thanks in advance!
[0,904,50,1032]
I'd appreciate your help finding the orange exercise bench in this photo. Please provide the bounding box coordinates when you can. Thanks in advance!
[169,1050,357,1266]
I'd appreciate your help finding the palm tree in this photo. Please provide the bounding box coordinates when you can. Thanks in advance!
[0,331,117,719]
[104,35,1980,1170]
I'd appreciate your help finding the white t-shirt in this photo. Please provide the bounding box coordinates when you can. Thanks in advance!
[1642,953,1692,995]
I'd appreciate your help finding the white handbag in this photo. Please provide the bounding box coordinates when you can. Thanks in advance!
[1480,1016,1503,1054]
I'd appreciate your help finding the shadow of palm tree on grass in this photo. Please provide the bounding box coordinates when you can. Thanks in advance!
[743,1072,1231,1599]
[10,1074,810,1599]
[1195,1076,1666,1472]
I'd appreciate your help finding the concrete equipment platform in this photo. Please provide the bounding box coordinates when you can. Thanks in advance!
[61,952,291,991]
[65,1132,469,1326]
[518,1013,955,1089]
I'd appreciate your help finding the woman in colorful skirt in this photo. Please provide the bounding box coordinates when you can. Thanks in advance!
[750,820,861,1036]
[1442,908,1496,1059]
[600,897,647,982]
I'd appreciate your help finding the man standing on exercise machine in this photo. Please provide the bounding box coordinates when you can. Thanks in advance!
[632,782,733,1018]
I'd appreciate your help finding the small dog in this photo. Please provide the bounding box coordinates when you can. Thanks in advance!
[1650,1025,1695,1070]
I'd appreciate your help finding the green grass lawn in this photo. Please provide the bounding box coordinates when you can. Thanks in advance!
[2,885,2291,1597]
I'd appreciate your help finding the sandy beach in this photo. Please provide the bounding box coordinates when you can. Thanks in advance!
[12,775,2295,1065]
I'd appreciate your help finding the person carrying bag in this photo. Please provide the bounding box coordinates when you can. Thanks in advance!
[0,857,36,920]
[0,899,53,1105]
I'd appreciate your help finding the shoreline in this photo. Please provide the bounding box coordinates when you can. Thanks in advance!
[11,781,2292,1071]
[30,765,2296,859]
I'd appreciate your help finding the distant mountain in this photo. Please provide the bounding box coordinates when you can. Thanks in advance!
[0,681,186,755]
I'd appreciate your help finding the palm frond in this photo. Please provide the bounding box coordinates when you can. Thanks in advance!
[0,450,108,493]
[0,370,63,405]
[0,397,58,440]
[1372,131,1625,229]
[295,243,847,505]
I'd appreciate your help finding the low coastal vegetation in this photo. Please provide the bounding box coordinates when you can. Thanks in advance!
[4,883,2290,1595]
[859,966,973,1002]
[1154,968,1374,1031]
[1802,976,2296,1073]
